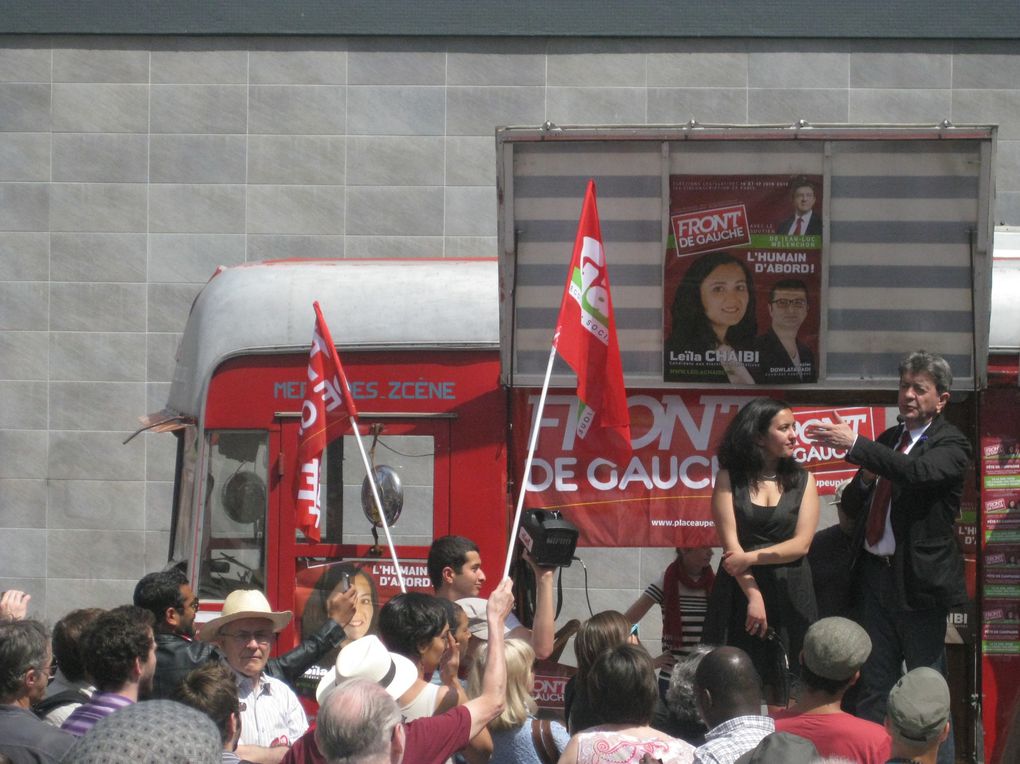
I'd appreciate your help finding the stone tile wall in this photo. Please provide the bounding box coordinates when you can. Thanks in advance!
[0,35,1016,624]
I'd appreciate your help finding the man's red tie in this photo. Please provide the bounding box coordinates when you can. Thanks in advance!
[793,217,803,235]
[865,429,912,546]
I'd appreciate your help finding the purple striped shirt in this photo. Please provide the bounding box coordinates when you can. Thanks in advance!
[60,691,135,737]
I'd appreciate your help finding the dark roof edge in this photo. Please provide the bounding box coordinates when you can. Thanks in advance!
[3,1,1020,39]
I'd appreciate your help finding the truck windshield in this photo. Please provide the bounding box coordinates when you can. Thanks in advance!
[197,430,269,599]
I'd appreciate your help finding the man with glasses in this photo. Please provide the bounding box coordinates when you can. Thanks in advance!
[753,279,817,384]
[61,605,158,737]
[135,568,357,699]
[0,619,76,763]
[202,589,308,764]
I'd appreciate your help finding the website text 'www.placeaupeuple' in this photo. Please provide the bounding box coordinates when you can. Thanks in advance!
[649,518,715,528]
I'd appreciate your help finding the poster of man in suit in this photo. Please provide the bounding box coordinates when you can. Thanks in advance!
[775,176,823,236]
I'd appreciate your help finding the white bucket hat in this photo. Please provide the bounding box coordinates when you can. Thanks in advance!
[316,635,417,704]
[199,589,292,642]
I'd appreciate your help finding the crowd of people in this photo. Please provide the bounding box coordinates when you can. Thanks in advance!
[0,350,968,764]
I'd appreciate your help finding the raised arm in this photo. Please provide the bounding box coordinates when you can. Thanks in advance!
[849,427,971,487]
[0,589,30,622]
[436,631,494,762]
[463,578,513,740]
[808,413,971,489]
[267,587,356,684]
[623,593,656,625]
[506,552,557,660]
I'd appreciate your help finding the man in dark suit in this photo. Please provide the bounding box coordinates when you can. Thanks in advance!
[806,350,970,764]
[774,177,822,236]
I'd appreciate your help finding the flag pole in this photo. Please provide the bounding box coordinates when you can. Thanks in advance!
[347,417,406,592]
[502,343,558,580]
[313,302,405,593]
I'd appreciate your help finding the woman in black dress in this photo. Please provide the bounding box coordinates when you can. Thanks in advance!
[703,398,819,705]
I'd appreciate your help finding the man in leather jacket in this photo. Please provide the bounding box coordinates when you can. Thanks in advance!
[134,568,356,699]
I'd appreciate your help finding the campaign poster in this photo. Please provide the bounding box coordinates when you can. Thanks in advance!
[292,558,431,701]
[511,389,880,547]
[663,174,822,385]
[983,437,1020,489]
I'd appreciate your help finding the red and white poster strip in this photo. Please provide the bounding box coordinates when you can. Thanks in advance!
[979,388,1020,763]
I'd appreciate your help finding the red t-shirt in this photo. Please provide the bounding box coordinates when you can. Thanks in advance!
[773,709,891,764]
[281,705,472,764]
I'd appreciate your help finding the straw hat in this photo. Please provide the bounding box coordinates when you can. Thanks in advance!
[198,589,291,642]
[316,635,417,704]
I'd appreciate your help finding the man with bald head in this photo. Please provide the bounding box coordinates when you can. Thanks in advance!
[693,647,774,764]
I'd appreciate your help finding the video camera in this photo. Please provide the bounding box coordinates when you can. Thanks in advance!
[518,509,579,567]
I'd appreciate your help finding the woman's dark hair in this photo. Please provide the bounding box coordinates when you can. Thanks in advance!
[587,644,658,726]
[668,251,757,353]
[302,563,379,639]
[436,597,465,631]
[574,610,632,679]
[718,398,802,491]
[378,592,447,662]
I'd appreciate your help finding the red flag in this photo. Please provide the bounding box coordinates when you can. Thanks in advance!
[295,302,359,541]
[553,180,632,464]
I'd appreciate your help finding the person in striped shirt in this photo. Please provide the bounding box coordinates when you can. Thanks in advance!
[61,606,157,737]
[625,547,716,689]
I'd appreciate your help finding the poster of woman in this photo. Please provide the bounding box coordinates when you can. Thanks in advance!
[664,174,823,385]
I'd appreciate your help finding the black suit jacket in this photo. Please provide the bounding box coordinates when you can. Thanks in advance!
[752,328,816,384]
[774,213,822,236]
[841,414,971,611]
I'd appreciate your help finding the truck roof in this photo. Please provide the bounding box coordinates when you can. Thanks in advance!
[166,258,499,419]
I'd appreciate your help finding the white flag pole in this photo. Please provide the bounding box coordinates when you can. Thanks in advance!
[348,416,406,593]
[502,343,559,580]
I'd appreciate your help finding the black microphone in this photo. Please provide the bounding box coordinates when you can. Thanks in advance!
[896,415,905,423]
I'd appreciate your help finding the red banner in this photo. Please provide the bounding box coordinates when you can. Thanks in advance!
[512,390,880,547]
[295,302,359,542]
[552,179,632,465]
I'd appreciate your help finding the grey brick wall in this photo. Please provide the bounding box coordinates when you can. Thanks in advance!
[0,35,1016,624]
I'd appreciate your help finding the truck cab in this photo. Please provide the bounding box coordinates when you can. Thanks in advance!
[150,259,506,688]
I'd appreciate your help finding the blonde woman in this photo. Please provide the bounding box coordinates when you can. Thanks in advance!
[468,638,569,764]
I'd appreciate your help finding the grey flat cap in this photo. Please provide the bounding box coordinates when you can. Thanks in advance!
[887,667,951,744]
[802,616,872,681]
